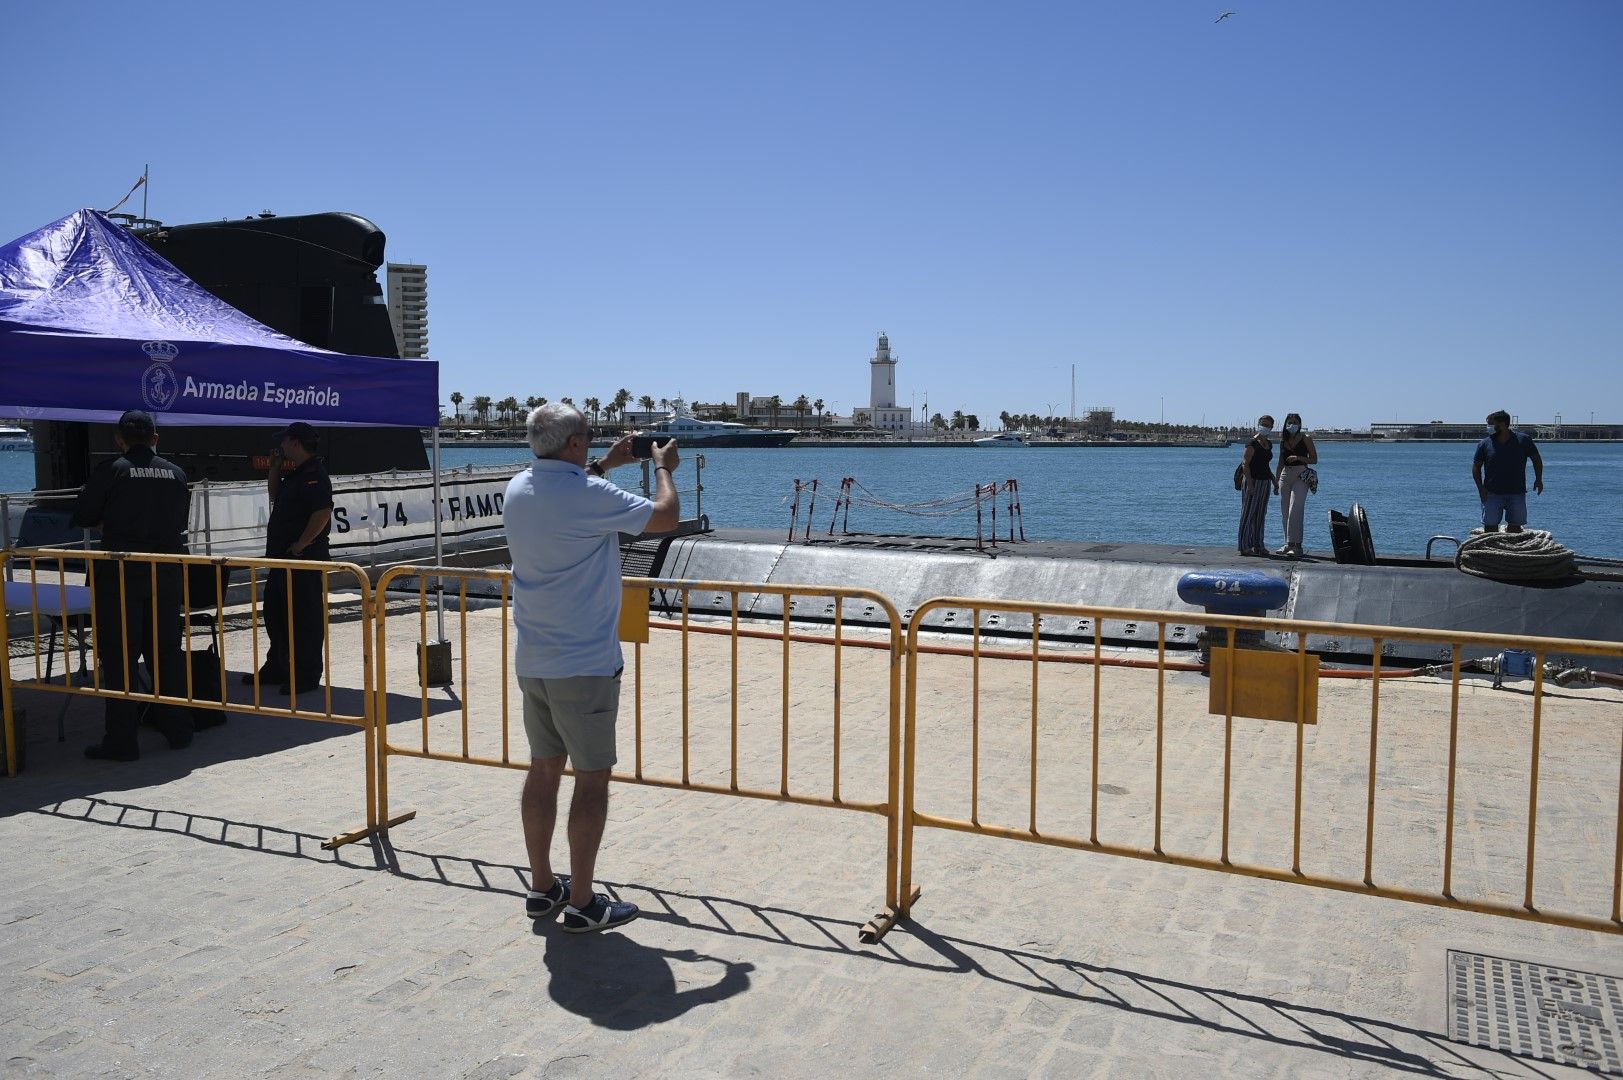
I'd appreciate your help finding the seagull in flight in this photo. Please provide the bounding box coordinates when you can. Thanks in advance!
[1216,10,1235,22]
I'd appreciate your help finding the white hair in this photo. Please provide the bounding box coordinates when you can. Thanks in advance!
[527,403,584,458]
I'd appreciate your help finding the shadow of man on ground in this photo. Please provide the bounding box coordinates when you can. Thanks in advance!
[538,923,753,1030]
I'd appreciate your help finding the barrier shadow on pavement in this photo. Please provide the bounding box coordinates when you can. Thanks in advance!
[25,795,1555,1078]
[378,688,469,725]
[0,695,361,817]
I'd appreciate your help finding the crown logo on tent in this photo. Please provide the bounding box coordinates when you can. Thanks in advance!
[139,341,181,411]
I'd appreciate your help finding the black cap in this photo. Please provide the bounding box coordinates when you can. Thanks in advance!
[117,409,156,439]
[274,421,318,441]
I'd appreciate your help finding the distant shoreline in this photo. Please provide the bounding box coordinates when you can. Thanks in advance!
[433,437,1623,451]
[438,438,1239,450]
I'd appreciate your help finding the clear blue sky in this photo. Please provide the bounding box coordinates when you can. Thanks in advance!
[6,1,1620,429]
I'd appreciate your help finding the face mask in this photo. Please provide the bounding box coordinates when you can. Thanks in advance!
[1486,424,1498,435]
[1285,423,1300,434]
[1257,425,1273,435]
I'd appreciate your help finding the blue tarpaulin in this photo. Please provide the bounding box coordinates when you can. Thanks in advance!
[0,209,438,426]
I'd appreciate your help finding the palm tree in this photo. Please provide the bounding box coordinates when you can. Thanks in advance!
[583,397,601,426]
[768,395,782,427]
[813,398,825,429]
[854,410,871,428]
[793,394,809,430]
[497,396,519,424]
[999,410,1012,431]
[613,388,632,424]
[931,413,946,431]
[559,396,574,409]
[638,395,656,421]
[449,391,464,424]
[472,395,492,427]
[950,409,965,431]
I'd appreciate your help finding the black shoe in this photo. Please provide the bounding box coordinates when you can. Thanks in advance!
[526,875,571,919]
[240,669,284,686]
[561,894,640,934]
[85,743,139,762]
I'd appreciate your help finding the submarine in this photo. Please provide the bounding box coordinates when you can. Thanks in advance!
[604,519,1623,675]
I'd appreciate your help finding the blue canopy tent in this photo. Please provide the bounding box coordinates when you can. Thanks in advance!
[0,209,452,575]
[0,209,438,426]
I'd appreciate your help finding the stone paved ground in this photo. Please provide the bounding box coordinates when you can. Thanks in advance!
[3,596,1621,1078]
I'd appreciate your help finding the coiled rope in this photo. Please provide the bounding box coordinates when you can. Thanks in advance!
[1455,529,1576,581]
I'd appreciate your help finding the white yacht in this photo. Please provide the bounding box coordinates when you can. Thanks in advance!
[0,426,33,451]
[648,403,797,447]
[972,432,1029,447]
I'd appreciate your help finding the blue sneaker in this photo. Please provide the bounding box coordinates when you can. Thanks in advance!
[561,893,639,934]
[526,875,571,919]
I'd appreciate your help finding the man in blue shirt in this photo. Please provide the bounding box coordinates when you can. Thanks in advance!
[504,404,680,933]
[1471,409,1544,533]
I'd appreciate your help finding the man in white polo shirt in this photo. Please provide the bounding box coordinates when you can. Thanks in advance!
[504,403,680,934]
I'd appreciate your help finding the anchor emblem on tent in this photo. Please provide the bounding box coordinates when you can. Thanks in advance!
[140,340,180,412]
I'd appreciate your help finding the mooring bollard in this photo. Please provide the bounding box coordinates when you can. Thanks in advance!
[1176,570,1290,657]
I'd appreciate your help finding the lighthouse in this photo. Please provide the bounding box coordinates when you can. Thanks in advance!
[866,332,912,433]
[870,332,896,410]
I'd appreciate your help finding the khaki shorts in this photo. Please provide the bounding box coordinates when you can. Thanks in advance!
[519,672,620,771]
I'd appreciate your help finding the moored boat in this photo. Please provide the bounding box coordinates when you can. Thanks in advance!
[649,403,796,447]
[973,432,1029,447]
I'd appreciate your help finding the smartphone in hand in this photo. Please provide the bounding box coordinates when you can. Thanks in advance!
[631,434,674,459]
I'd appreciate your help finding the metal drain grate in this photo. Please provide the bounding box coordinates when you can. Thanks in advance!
[1447,950,1621,1074]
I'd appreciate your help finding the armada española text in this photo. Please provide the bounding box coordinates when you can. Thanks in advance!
[182,377,341,409]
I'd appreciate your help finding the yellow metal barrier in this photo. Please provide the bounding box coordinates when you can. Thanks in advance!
[19,547,1613,943]
[371,566,906,938]
[0,548,380,848]
[894,597,1623,942]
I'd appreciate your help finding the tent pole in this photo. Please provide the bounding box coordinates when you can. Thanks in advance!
[431,426,446,642]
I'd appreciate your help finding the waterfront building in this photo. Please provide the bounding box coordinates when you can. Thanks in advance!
[386,263,429,359]
[866,332,912,433]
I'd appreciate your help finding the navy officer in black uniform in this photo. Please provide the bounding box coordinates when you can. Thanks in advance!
[71,409,195,760]
[251,422,333,695]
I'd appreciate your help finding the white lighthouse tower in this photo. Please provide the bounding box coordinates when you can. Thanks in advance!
[867,331,912,433]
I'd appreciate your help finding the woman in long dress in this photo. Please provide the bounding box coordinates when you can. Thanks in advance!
[1237,415,1275,556]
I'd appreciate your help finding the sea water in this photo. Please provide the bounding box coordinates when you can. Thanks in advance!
[4,441,1619,559]
[443,440,1622,559]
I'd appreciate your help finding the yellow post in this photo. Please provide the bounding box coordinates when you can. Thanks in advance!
[1365,639,1383,887]
[1524,651,1546,911]
[1443,645,1462,899]
[1,553,16,777]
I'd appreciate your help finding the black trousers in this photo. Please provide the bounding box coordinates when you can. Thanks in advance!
[90,561,192,751]
[262,562,327,688]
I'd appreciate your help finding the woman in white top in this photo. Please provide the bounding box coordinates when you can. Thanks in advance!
[1273,412,1318,557]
